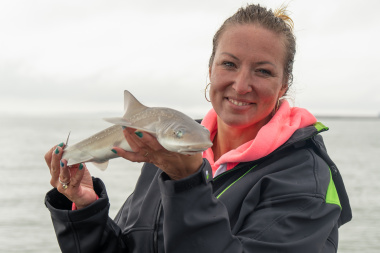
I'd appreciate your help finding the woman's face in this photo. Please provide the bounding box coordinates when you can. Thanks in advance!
[209,24,288,129]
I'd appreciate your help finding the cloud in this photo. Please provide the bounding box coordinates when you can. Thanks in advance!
[0,0,379,117]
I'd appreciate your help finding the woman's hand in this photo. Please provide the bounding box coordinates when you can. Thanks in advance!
[44,144,98,209]
[112,128,203,180]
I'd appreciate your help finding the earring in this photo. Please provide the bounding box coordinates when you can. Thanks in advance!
[272,99,280,116]
[204,83,211,102]
[275,99,280,112]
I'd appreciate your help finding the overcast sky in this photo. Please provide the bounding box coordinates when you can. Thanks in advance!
[1,0,379,118]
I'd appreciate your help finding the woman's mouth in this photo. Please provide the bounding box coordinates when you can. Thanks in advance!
[227,98,251,106]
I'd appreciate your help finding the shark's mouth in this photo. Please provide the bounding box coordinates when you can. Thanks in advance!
[178,149,206,154]
[176,144,213,154]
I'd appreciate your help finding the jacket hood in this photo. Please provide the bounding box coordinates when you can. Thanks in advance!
[202,100,317,176]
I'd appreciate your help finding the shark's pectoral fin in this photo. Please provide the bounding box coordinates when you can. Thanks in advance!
[103,117,157,136]
[103,117,132,126]
[92,161,109,171]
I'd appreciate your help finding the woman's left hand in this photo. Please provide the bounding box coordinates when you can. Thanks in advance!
[111,128,204,180]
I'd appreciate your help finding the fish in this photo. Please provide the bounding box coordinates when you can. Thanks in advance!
[62,90,213,170]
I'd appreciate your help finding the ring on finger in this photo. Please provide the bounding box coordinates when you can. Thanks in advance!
[59,177,70,190]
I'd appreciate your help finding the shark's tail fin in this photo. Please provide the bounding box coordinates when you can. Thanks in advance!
[66,131,71,145]
[63,131,71,150]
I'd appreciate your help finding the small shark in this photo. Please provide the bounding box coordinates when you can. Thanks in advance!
[62,90,212,170]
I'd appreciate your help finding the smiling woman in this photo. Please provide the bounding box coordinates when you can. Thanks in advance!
[206,5,298,163]
[44,3,351,253]
[209,25,287,137]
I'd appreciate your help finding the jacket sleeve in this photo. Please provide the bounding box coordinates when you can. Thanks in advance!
[45,177,129,253]
[158,155,342,253]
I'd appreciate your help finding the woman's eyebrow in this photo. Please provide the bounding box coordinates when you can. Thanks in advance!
[256,61,276,67]
[221,52,239,61]
[221,53,277,67]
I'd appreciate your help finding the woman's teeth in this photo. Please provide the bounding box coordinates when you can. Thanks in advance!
[228,98,250,106]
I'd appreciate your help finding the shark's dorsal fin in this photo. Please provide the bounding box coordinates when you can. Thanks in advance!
[103,91,156,136]
[123,90,147,118]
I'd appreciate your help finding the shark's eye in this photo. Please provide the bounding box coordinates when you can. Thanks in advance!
[175,130,184,139]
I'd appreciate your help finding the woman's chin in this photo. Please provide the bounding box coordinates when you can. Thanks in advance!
[218,113,272,130]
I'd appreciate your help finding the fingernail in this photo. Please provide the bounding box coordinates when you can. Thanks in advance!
[58,142,64,147]
[135,131,143,138]
[79,163,83,170]
[60,160,64,167]
[111,149,117,154]
[55,147,59,154]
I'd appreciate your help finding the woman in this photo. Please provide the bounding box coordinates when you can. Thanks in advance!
[45,4,351,253]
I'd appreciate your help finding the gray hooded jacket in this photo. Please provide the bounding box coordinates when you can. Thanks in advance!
[45,123,352,253]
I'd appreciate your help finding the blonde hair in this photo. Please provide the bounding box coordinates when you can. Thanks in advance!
[273,4,294,31]
[209,4,296,91]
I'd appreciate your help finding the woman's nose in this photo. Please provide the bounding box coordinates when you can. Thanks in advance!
[232,68,253,94]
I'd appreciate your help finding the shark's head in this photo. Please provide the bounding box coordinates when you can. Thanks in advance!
[157,120,213,154]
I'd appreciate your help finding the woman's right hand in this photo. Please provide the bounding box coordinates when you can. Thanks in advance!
[44,143,98,210]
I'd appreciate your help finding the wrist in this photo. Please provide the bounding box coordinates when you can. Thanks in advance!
[167,153,203,180]
[159,159,212,194]
[72,192,99,210]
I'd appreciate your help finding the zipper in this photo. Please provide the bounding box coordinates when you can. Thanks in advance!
[216,164,257,199]
[213,162,255,181]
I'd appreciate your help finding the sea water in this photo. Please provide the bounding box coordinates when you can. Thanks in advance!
[0,115,379,252]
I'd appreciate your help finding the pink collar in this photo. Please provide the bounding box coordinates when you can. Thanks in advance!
[202,100,317,176]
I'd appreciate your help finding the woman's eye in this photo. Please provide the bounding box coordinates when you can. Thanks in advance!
[222,61,236,68]
[258,69,272,76]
